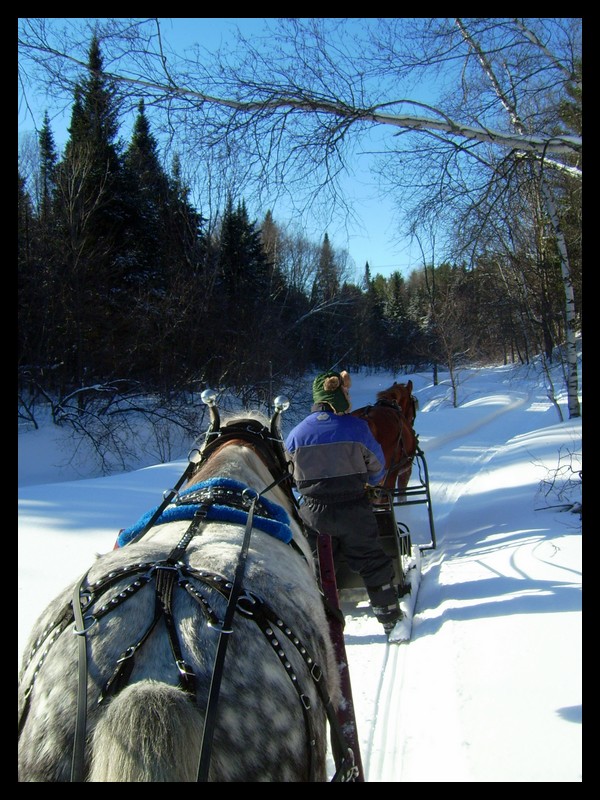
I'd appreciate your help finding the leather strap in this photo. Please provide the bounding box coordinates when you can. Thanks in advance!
[71,571,92,782]
[196,495,258,781]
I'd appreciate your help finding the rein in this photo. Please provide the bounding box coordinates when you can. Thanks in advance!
[195,469,293,782]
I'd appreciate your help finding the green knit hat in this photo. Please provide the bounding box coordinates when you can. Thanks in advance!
[312,370,352,413]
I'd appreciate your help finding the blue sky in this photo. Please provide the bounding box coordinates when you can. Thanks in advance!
[157,19,414,276]
[18,18,422,280]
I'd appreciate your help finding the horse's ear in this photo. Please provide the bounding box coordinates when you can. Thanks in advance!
[407,380,413,392]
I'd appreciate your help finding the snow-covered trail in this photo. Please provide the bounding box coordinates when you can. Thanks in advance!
[341,383,581,782]
[18,363,582,782]
[342,391,524,781]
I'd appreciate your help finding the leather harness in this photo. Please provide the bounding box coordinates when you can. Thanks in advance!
[19,419,359,783]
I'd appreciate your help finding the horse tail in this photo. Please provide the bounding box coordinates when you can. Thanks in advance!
[88,680,204,782]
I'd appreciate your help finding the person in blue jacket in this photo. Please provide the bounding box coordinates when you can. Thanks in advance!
[285,370,402,637]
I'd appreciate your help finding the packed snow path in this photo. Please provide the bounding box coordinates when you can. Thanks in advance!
[340,379,581,783]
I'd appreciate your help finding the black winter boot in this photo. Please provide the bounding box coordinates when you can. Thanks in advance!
[366,582,402,632]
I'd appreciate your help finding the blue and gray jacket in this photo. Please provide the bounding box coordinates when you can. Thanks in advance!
[285,409,386,503]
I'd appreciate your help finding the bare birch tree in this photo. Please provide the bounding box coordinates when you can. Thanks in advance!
[453,18,580,417]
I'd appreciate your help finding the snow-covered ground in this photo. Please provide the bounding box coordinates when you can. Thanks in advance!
[18,355,582,782]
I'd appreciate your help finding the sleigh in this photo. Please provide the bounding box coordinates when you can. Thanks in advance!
[333,383,437,641]
[334,445,436,594]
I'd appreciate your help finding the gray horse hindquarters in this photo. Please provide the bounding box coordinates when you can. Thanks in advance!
[18,521,340,782]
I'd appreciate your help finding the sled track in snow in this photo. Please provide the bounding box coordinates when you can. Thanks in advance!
[419,390,533,454]
[351,388,539,781]
[364,642,407,781]
[362,550,421,781]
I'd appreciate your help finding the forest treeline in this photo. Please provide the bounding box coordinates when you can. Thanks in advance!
[18,37,581,416]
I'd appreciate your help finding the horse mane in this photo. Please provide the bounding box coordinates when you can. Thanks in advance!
[191,408,293,510]
[375,382,416,426]
[376,383,411,404]
[194,439,272,485]
[376,386,400,402]
[218,409,271,429]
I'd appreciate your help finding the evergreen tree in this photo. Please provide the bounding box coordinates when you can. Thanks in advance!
[35,116,62,385]
[369,273,394,367]
[166,154,206,271]
[152,154,209,392]
[18,172,36,370]
[53,35,132,387]
[308,233,342,366]
[352,263,372,367]
[215,198,273,388]
[311,233,339,304]
[260,210,281,276]
[384,271,417,370]
[38,112,57,225]
[123,101,171,287]
[19,116,61,390]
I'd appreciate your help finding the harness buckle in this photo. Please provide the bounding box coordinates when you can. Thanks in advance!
[151,562,179,574]
[116,645,136,663]
[334,749,359,782]
[241,487,259,507]
[72,615,98,635]
[187,447,203,464]
[207,620,234,634]
[176,659,195,679]
[79,589,93,608]
[236,590,260,617]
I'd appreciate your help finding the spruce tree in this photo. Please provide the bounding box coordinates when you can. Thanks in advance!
[216,198,273,389]
[384,271,416,370]
[35,115,62,385]
[18,172,36,371]
[123,100,170,288]
[54,35,131,387]
[308,233,341,367]
[153,152,210,392]
[38,112,57,225]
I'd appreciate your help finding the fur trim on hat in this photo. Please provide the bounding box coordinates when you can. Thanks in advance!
[323,374,342,392]
[322,371,351,394]
[312,370,352,413]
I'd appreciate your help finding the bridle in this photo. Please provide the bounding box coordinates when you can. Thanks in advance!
[123,393,298,548]
[381,395,418,486]
[19,392,359,783]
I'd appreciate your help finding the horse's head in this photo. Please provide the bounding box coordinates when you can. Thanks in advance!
[187,400,295,510]
[376,380,416,426]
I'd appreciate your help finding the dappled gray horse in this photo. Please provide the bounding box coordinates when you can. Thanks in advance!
[18,410,345,782]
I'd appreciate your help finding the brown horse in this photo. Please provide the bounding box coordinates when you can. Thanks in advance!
[352,381,418,494]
